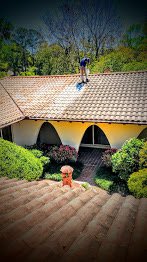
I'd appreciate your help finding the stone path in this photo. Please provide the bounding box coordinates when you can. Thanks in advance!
[76,147,104,185]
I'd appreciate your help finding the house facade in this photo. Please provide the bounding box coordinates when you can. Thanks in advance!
[0,71,147,151]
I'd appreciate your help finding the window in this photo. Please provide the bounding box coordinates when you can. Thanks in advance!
[1,125,12,142]
[81,125,109,145]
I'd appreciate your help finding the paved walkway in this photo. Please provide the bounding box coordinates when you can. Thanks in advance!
[76,147,104,185]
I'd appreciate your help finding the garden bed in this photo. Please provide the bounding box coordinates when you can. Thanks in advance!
[94,167,130,196]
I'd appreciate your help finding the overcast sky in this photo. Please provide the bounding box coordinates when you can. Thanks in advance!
[0,0,147,30]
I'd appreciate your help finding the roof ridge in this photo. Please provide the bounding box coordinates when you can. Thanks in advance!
[0,82,25,117]
[0,70,147,79]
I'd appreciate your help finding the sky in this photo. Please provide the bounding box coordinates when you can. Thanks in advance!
[0,0,147,31]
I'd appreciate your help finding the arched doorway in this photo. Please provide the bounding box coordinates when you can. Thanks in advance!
[37,122,61,145]
[137,127,147,141]
[80,125,110,149]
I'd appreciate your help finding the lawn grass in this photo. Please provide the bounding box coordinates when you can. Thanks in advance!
[94,167,130,196]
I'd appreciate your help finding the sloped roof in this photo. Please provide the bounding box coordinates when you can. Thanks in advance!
[0,177,146,261]
[0,71,147,128]
[0,82,24,128]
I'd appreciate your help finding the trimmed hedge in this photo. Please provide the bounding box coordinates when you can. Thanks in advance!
[0,138,43,181]
[128,169,147,198]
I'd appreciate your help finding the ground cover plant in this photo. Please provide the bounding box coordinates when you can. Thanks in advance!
[94,167,130,195]
[0,138,43,181]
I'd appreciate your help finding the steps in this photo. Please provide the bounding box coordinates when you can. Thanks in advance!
[0,177,146,262]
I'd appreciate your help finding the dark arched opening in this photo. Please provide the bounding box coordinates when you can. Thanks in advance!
[80,125,110,149]
[138,128,147,141]
[37,122,61,145]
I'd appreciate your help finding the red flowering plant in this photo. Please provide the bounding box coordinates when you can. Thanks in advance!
[47,145,78,164]
[102,148,117,168]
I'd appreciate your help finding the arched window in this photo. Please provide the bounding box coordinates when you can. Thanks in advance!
[138,128,147,141]
[81,125,110,148]
[37,122,61,145]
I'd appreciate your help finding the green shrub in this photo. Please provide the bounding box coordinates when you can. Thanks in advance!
[139,141,147,169]
[101,148,117,167]
[0,138,43,181]
[82,182,90,190]
[44,161,83,181]
[94,167,115,191]
[45,173,62,181]
[128,169,147,198]
[29,149,50,172]
[94,167,129,195]
[111,138,144,182]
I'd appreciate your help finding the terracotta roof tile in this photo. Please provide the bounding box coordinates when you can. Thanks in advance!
[0,178,146,261]
[0,71,147,127]
[0,83,24,128]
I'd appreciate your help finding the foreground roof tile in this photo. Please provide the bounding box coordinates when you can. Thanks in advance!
[0,178,146,261]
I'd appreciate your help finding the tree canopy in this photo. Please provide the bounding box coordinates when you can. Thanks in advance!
[0,8,146,77]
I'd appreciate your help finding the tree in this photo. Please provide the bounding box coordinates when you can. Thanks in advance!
[12,27,44,72]
[79,0,121,59]
[0,18,13,43]
[90,46,135,73]
[122,22,147,50]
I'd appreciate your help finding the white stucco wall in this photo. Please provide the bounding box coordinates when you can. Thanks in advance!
[12,119,146,151]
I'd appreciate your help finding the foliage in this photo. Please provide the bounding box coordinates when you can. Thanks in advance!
[0,138,43,181]
[101,148,117,167]
[94,167,130,195]
[29,149,50,172]
[139,142,147,169]
[128,169,147,198]
[82,182,90,190]
[94,167,115,191]
[0,17,146,76]
[111,138,144,182]
[45,173,62,181]
[122,61,147,72]
[47,145,78,164]
[44,161,83,181]
[91,46,135,73]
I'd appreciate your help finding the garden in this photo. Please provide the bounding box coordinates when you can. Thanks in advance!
[0,137,147,198]
[0,138,83,183]
[94,138,147,198]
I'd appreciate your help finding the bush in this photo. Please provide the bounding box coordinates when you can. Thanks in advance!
[101,148,117,167]
[29,149,50,172]
[47,145,78,163]
[94,167,130,195]
[82,182,90,190]
[111,138,144,182]
[94,167,115,191]
[128,169,147,198]
[139,141,147,169]
[0,138,43,181]
[45,173,62,181]
[44,161,83,181]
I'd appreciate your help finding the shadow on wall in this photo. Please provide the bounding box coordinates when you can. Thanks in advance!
[137,127,147,141]
[37,122,61,145]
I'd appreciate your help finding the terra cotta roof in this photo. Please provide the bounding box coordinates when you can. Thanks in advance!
[0,71,147,128]
[0,177,146,262]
